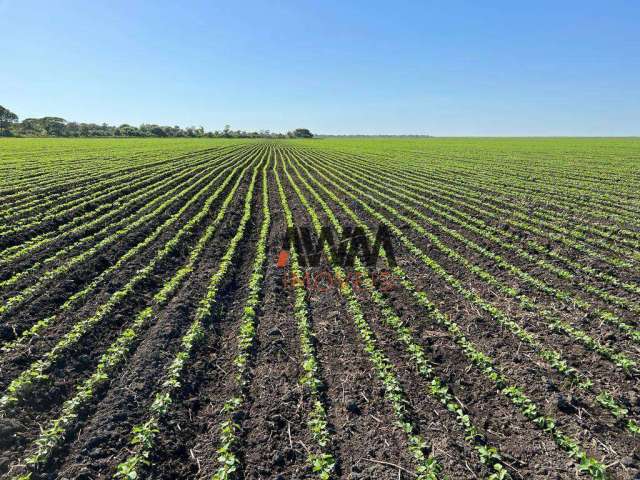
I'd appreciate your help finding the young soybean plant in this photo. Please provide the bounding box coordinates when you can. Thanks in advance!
[288,154,511,480]
[280,155,443,480]
[7,154,260,480]
[273,157,336,479]
[114,160,263,479]
[212,154,272,479]
[288,146,608,480]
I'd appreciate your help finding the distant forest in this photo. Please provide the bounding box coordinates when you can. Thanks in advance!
[0,105,313,139]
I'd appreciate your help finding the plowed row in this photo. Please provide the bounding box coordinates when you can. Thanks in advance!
[0,138,638,480]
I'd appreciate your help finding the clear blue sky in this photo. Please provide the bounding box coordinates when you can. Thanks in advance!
[2,0,639,135]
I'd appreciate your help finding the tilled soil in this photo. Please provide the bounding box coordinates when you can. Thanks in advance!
[1,140,639,480]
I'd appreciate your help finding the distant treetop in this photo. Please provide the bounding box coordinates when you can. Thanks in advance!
[0,105,315,139]
[0,105,19,136]
[288,128,314,138]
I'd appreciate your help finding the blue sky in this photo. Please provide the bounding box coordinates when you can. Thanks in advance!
[2,0,639,135]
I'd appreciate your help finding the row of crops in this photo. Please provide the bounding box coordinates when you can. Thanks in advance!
[0,137,638,479]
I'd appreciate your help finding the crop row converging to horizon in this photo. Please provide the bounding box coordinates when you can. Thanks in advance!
[0,136,639,480]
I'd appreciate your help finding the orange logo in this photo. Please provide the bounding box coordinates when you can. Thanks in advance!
[276,250,289,268]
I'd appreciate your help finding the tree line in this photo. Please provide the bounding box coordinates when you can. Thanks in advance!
[0,106,313,139]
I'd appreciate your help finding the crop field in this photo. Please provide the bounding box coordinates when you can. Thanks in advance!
[1,137,640,480]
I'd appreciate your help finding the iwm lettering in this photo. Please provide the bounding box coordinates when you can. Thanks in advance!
[277,224,396,268]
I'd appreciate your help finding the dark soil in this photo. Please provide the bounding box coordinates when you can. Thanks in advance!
[2,143,639,480]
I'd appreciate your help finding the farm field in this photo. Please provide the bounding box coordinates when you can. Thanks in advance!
[0,137,639,479]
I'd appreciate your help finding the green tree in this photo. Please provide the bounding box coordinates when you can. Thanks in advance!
[0,105,19,136]
[292,128,313,138]
[115,124,140,136]
[19,118,44,135]
[150,125,167,137]
[41,117,67,136]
